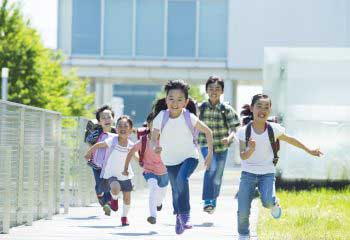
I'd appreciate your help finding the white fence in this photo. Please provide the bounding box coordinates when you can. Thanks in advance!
[0,101,97,233]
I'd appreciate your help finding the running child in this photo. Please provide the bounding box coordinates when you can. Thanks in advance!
[151,79,213,235]
[236,94,322,239]
[85,115,135,226]
[122,112,168,225]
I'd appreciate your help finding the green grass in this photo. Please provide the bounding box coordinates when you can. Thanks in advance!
[257,188,350,240]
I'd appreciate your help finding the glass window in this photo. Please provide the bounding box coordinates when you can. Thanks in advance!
[167,0,196,57]
[113,84,162,126]
[136,0,164,57]
[72,0,101,55]
[104,0,133,56]
[199,0,227,58]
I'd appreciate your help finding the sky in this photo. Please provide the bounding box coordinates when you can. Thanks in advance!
[5,0,58,49]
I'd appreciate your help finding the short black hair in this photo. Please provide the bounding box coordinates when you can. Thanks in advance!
[164,79,190,99]
[205,76,224,91]
[116,115,133,128]
[95,105,115,121]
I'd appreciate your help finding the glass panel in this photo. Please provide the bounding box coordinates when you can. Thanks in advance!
[167,0,196,57]
[136,0,164,57]
[72,0,101,55]
[199,0,227,58]
[104,0,133,56]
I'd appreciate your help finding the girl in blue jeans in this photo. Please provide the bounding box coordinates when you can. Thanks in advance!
[151,79,213,235]
[237,94,322,239]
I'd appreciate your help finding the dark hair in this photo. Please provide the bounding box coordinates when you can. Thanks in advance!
[116,115,133,128]
[240,94,271,125]
[146,112,156,123]
[152,97,197,117]
[95,105,115,121]
[164,79,190,99]
[205,75,224,91]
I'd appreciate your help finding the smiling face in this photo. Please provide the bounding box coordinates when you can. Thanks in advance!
[251,98,271,123]
[165,89,189,117]
[117,118,132,140]
[99,110,114,129]
[206,82,223,104]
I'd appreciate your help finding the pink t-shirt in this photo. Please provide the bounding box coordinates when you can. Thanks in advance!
[132,137,167,175]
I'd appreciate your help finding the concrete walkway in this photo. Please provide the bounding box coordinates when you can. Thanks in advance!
[1,167,259,240]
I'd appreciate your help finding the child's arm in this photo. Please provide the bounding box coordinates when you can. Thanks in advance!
[239,138,256,160]
[278,134,322,156]
[150,129,162,154]
[122,147,138,176]
[222,130,238,145]
[195,120,213,170]
[84,142,108,160]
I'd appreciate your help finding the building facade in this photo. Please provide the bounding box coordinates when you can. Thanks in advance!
[58,0,350,125]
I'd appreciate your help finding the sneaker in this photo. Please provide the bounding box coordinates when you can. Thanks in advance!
[103,204,111,216]
[180,213,192,229]
[239,234,250,240]
[270,202,282,219]
[110,199,118,211]
[121,217,129,226]
[147,216,156,224]
[175,214,184,235]
[157,204,162,211]
[203,204,214,214]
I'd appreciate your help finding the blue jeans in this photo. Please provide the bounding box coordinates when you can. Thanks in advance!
[237,171,276,236]
[201,147,228,201]
[143,172,169,188]
[166,158,198,215]
[92,168,111,205]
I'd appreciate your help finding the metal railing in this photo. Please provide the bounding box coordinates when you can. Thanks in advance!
[0,100,61,233]
[0,100,148,233]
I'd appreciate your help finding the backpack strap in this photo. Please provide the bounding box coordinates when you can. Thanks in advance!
[161,110,170,131]
[139,135,147,166]
[183,109,198,145]
[220,103,229,129]
[266,123,279,166]
[245,122,252,148]
[199,102,207,120]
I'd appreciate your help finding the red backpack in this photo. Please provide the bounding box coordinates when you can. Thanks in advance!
[136,127,150,166]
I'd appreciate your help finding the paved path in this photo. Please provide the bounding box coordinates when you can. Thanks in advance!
[1,167,259,240]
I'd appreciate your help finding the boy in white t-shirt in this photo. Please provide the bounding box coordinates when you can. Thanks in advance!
[236,94,322,239]
[85,115,135,227]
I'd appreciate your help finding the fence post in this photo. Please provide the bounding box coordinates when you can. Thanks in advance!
[55,115,62,214]
[16,107,25,225]
[26,148,35,225]
[1,146,12,233]
[38,112,45,219]
[47,148,55,220]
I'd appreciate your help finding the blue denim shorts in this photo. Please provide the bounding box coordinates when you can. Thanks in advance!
[143,172,169,188]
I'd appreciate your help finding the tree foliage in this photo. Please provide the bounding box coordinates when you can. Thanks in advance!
[0,0,94,116]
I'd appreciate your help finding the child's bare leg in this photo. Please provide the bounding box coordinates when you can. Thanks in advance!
[110,181,121,199]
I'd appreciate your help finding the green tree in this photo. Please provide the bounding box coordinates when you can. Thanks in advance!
[0,0,94,116]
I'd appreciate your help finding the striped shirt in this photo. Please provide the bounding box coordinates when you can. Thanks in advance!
[198,101,240,153]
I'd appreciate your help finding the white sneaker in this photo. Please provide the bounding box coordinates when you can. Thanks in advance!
[270,202,282,219]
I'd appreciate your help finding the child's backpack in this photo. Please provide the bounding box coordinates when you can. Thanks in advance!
[160,109,198,146]
[244,116,281,166]
[84,119,116,145]
[136,127,150,167]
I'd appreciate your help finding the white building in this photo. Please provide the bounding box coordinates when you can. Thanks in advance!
[57,0,350,125]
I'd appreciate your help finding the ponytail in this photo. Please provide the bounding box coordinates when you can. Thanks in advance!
[240,104,253,126]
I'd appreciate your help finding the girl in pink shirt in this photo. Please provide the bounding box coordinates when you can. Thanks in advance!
[123,112,168,225]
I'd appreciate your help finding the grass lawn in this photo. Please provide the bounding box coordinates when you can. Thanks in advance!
[257,188,350,240]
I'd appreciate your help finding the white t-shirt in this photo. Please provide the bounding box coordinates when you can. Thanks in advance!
[237,122,285,174]
[103,137,134,181]
[153,110,199,166]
